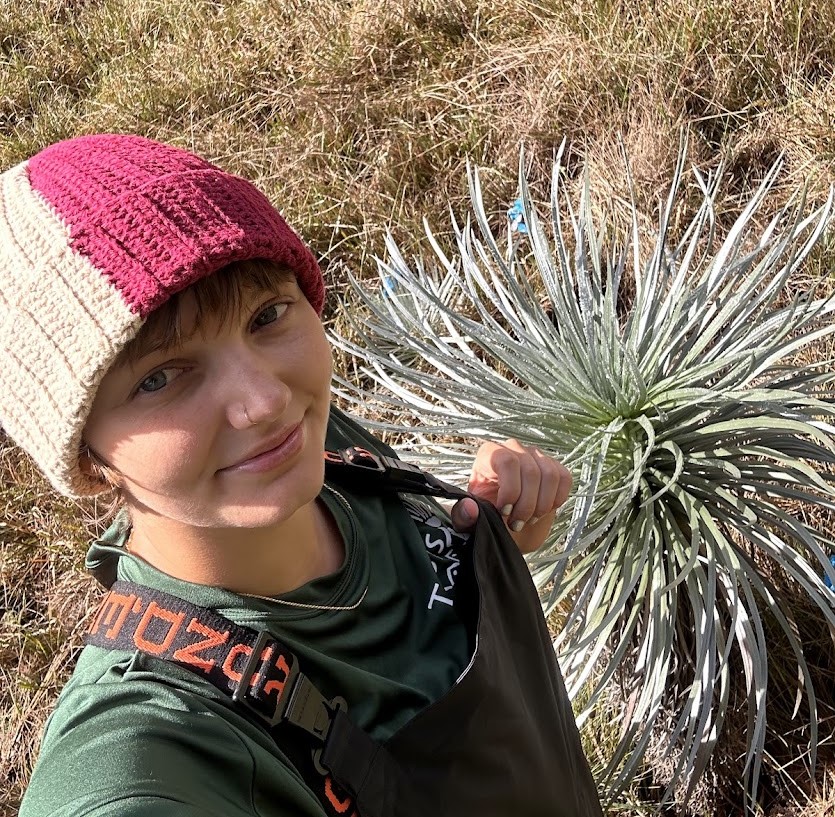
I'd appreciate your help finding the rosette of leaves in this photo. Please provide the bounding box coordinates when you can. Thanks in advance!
[330,142,835,807]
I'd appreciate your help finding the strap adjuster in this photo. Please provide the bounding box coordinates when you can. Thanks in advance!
[343,446,386,472]
[232,631,346,746]
[232,630,299,727]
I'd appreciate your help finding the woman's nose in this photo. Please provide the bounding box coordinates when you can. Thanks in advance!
[224,353,291,430]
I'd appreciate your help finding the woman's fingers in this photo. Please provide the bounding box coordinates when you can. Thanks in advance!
[467,439,572,549]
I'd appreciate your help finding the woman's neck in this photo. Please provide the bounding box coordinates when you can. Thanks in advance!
[124,497,345,596]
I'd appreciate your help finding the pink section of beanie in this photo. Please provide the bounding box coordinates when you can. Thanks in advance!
[26,134,324,317]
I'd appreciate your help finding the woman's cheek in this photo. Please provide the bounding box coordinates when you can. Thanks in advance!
[110,427,208,492]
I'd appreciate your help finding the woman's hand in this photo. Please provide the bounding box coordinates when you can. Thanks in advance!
[450,439,572,553]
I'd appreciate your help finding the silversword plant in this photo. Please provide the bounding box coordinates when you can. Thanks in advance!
[330,141,835,807]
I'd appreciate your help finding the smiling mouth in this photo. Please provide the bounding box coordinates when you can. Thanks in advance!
[221,422,304,474]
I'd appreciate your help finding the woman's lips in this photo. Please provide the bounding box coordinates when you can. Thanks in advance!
[221,422,304,474]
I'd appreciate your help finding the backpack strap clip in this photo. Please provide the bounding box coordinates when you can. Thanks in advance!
[284,674,347,743]
[232,630,347,747]
[231,629,300,727]
[325,446,468,500]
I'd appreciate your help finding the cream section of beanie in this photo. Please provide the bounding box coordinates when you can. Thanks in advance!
[0,161,142,497]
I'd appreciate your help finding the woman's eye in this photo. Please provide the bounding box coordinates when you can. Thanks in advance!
[252,302,288,329]
[137,368,175,394]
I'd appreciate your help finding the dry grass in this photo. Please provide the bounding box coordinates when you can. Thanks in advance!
[4,0,835,813]
[0,439,103,813]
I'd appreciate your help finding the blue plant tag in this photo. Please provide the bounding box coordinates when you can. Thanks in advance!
[507,198,528,234]
[381,275,397,298]
[824,554,835,589]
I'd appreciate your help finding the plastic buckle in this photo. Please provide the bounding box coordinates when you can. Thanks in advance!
[231,632,346,747]
[345,447,429,489]
[344,446,386,473]
[232,630,299,728]
[284,673,347,742]
[327,446,460,498]
[284,676,347,775]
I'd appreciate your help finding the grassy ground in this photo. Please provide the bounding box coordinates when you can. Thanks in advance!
[4,0,835,813]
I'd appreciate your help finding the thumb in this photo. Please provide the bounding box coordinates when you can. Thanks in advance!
[450,497,480,532]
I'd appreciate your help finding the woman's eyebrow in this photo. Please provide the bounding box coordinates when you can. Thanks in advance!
[118,278,296,367]
[118,330,188,369]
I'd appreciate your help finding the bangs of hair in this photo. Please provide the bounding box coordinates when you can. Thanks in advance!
[117,259,295,366]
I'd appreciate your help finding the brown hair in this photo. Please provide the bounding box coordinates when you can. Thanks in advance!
[116,258,295,367]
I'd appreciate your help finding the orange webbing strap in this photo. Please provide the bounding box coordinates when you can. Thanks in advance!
[84,581,342,735]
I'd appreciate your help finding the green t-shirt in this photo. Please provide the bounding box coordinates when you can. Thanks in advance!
[20,407,472,817]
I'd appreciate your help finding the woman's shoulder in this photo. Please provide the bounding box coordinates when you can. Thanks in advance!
[21,646,324,817]
[56,642,230,713]
[29,646,254,785]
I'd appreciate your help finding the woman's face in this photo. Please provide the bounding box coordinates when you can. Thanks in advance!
[83,276,333,532]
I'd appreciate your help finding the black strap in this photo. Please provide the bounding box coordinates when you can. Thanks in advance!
[84,580,347,736]
[325,446,469,501]
[322,709,400,815]
[83,580,374,813]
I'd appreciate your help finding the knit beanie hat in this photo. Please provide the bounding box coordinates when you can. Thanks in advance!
[0,133,325,498]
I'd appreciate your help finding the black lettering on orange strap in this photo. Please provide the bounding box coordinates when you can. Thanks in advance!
[133,601,185,654]
[172,618,230,671]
